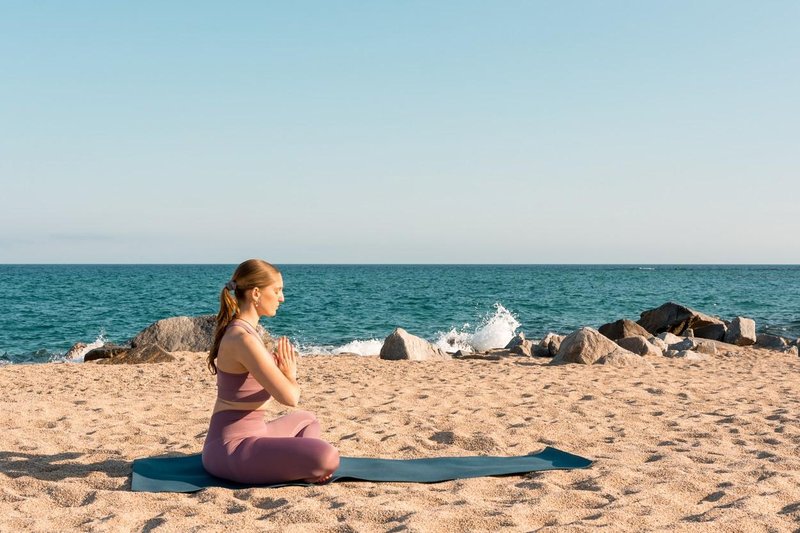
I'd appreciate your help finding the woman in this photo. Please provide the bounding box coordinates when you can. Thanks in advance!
[202,259,340,484]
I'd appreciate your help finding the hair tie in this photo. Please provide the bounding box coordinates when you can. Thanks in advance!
[225,280,237,291]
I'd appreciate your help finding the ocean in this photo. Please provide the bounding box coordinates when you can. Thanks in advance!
[1,264,798,365]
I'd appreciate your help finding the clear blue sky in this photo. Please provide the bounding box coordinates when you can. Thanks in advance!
[1,1,798,263]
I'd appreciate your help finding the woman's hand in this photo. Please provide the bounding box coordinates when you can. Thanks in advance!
[274,336,298,382]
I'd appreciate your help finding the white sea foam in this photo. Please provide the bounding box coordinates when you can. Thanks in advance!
[54,332,108,364]
[298,338,383,356]
[433,303,521,353]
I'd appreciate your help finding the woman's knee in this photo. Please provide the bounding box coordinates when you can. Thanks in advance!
[317,445,340,473]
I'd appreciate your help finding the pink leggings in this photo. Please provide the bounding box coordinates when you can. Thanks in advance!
[201,409,340,484]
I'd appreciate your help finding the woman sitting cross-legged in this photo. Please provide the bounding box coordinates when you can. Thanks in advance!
[202,258,340,484]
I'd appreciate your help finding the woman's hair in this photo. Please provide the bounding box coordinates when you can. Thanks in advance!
[207,259,281,374]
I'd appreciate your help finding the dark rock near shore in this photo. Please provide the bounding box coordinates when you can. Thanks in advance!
[755,334,789,350]
[96,343,175,364]
[637,302,725,336]
[65,342,88,360]
[504,333,526,350]
[598,319,651,341]
[380,328,451,361]
[539,333,564,357]
[693,323,727,341]
[84,344,129,362]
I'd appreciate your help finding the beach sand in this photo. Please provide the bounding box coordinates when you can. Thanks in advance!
[2,347,799,532]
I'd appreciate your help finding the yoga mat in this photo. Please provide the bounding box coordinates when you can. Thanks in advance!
[131,446,592,493]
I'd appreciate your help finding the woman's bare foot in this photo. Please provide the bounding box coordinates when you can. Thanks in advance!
[304,472,334,484]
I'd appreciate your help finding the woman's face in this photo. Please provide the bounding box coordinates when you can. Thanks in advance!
[256,274,285,317]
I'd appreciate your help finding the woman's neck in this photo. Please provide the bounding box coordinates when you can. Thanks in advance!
[235,311,260,329]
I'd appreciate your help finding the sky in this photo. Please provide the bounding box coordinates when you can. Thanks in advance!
[1,1,798,264]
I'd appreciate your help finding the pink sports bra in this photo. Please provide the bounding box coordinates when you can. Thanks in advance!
[216,318,273,403]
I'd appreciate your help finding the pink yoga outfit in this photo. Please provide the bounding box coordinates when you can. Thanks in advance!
[201,319,340,484]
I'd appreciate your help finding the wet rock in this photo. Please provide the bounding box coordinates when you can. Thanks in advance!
[598,319,651,341]
[379,328,451,361]
[64,342,88,360]
[84,344,129,362]
[723,317,757,346]
[504,333,526,350]
[97,343,175,364]
[637,302,725,336]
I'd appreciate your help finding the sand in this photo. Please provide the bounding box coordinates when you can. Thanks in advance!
[1,346,799,532]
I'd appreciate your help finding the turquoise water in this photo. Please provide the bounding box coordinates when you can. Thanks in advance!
[1,264,798,364]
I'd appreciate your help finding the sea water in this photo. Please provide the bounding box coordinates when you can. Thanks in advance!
[1,264,798,364]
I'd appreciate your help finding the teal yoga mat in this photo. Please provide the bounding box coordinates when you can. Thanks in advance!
[131,447,592,492]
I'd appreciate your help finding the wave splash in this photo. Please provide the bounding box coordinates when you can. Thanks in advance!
[296,303,520,356]
[433,303,521,354]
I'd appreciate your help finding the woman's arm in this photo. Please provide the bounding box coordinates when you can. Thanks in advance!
[237,334,301,407]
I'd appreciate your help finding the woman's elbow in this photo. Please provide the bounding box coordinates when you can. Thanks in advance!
[280,391,301,408]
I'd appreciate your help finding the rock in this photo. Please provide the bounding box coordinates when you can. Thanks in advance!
[550,327,635,365]
[693,323,727,341]
[600,351,654,368]
[658,332,684,345]
[130,315,219,352]
[539,333,565,357]
[755,334,789,350]
[665,349,708,362]
[723,317,757,346]
[504,333,526,350]
[683,328,695,338]
[84,344,129,362]
[510,340,533,357]
[598,319,651,341]
[64,342,88,359]
[781,346,799,356]
[379,328,451,361]
[666,337,718,355]
[97,343,175,364]
[616,335,662,357]
[649,337,668,351]
[637,302,725,335]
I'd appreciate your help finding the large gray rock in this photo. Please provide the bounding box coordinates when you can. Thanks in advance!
[96,343,175,364]
[616,335,663,357]
[598,319,651,341]
[550,327,635,365]
[637,302,725,336]
[724,317,757,346]
[130,315,218,352]
[379,328,451,361]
